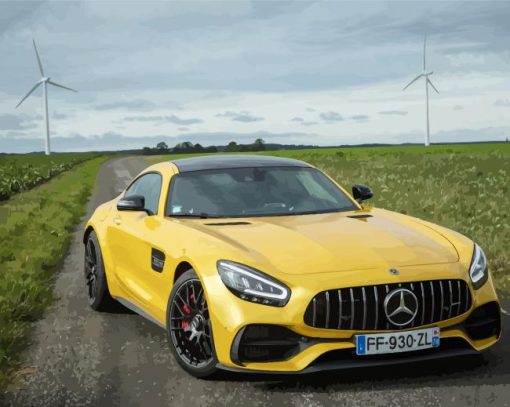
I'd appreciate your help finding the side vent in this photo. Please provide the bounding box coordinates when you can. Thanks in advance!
[151,248,165,272]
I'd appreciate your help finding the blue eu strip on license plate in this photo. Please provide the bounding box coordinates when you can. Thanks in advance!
[356,327,440,356]
[357,335,367,355]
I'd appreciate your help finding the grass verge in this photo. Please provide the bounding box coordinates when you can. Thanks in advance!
[0,156,109,390]
[150,143,509,292]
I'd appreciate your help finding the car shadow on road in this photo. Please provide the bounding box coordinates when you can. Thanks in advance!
[212,302,510,391]
[212,351,508,392]
[97,301,136,315]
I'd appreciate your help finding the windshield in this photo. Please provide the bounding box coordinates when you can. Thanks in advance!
[166,166,358,218]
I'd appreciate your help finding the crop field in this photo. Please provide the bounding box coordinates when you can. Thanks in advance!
[154,143,510,292]
[0,153,99,200]
[0,155,109,388]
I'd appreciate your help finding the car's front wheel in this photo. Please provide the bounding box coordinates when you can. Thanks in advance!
[166,269,218,378]
[84,231,115,311]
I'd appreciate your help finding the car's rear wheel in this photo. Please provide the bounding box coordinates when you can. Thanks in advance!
[166,269,218,378]
[84,231,115,311]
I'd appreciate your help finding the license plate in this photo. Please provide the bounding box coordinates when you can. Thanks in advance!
[356,327,440,355]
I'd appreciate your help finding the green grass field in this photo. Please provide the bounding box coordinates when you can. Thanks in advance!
[0,155,109,389]
[0,153,99,201]
[152,143,510,292]
[0,142,508,390]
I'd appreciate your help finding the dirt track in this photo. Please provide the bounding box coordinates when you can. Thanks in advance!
[4,156,510,406]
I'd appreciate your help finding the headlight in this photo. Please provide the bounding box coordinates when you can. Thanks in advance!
[217,260,290,307]
[469,243,488,289]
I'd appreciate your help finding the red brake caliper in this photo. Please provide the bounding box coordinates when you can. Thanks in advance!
[181,288,195,332]
[182,303,191,331]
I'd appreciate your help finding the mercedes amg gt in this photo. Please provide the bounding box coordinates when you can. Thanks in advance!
[83,155,501,377]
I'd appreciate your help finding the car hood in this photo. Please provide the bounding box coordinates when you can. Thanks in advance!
[187,208,460,275]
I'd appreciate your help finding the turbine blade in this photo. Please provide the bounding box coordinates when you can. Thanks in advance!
[33,39,44,76]
[427,77,439,94]
[16,81,42,108]
[423,35,427,71]
[402,74,424,91]
[48,80,78,93]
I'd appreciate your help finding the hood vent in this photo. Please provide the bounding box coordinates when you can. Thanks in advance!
[347,214,373,219]
[204,221,251,226]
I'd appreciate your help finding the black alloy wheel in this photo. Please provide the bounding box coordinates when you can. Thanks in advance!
[167,269,217,378]
[84,231,115,311]
[85,238,99,304]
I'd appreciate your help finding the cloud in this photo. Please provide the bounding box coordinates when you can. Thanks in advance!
[494,99,510,107]
[453,105,464,110]
[182,130,312,143]
[379,110,408,116]
[319,111,344,122]
[178,127,190,132]
[0,113,39,130]
[122,115,161,122]
[166,115,203,125]
[95,99,157,111]
[2,1,510,100]
[3,125,507,154]
[53,110,73,120]
[291,117,317,126]
[122,114,203,125]
[0,130,315,153]
[216,111,264,122]
[433,126,510,142]
[2,2,510,151]
[350,114,370,122]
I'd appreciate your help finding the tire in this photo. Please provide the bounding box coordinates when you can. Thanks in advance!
[84,231,116,311]
[166,269,218,378]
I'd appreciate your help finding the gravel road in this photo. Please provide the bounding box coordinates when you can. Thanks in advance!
[3,156,509,407]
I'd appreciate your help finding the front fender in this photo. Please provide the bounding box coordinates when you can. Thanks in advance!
[83,201,119,295]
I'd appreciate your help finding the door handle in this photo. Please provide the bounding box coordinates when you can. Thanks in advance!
[113,217,122,225]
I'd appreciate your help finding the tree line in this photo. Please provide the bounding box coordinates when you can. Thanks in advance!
[142,139,266,155]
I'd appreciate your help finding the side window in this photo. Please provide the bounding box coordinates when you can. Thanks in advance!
[125,173,162,215]
[297,171,338,204]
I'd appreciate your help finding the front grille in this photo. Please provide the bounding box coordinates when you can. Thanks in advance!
[304,279,472,331]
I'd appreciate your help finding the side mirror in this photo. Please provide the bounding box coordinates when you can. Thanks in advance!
[352,184,373,203]
[117,195,150,214]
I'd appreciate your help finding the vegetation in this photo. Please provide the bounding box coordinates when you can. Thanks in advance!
[224,138,266,152]
[141,138,266,155]
[142,141,218,155]
[0,153,99,201]
[0,156,109,389]
[152,142,510,292]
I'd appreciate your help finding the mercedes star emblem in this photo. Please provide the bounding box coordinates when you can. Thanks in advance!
[384,288,419,326]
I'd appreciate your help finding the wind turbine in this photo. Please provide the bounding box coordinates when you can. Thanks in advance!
[403,36,439,146]
[16,39,77,155]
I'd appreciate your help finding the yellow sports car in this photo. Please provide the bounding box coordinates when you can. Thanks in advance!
[83,155,501,377]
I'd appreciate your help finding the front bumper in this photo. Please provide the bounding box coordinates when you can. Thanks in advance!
[218,338,479,374]
[206,263,501,373]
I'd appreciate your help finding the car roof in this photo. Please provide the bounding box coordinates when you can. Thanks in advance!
[170,154,311,173]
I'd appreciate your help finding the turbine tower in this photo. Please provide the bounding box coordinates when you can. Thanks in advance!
[403,36,439,146]
[16,39,77,155]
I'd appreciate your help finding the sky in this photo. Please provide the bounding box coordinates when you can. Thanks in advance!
[0,0,510,153]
